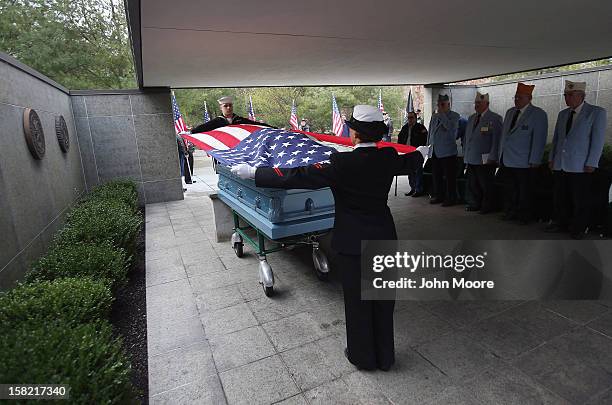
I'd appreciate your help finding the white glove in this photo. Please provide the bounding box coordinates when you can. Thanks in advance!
[416,146,430,165]
[231,163,256,180]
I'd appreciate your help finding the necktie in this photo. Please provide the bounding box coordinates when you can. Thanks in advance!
[566,110,575,134]
[510,109,520,129]
[473,114,481,130]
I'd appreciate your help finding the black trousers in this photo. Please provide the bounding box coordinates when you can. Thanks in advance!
[431,154,457,202]
[184,152,194,183]
[337,253,395,370]
[467,164,495,211]
[552,171,593,233]
[502,166,533,221]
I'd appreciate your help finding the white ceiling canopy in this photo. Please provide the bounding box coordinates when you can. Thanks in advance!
[133,0,612,88]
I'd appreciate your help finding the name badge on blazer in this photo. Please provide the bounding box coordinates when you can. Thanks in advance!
[480,125,489,133]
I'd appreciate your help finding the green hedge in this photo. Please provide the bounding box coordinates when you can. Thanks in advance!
[0,278,113,327]
[57,198,142,256]
[83,180,139,213]
[0,321,135,404]
[26,241,129,288]
[2,179,141,402]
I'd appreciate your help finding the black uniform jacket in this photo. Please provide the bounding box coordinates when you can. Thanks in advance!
[255,147,424,255]
[397,122,428,147]
[191,114,274,133]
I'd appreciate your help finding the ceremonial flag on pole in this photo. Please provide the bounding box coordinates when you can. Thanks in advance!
[378,89,384,112]
[203,101,210,123]
[403,89,415,124]
[172,92,188,134]
[289,99,299,130]
[247,95,256,121]
[331,94,343,136]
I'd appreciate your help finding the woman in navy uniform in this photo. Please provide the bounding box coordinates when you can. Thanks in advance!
[232,105,427,371]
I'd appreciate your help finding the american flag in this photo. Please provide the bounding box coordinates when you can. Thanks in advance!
[403,89,415,125]
[331,94,343,136]
[183,124,417,160]
[208,127,336,168]
[289,99,299,130]
[172,92,188,134]
[247,95,256,121]
[378,89,384,112]
[203,101,210,123]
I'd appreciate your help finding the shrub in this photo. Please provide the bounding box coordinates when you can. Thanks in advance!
[58,199,142,256]
[0,321,135,404]
[84,180,139,213]
[0,278,113,327]
[27,241,129,288]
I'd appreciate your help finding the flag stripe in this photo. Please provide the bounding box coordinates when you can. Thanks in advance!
[185,133,234,151]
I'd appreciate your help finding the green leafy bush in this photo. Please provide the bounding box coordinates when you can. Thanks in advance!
[58,199,142,256]
[0,278,113,327]
[27,241,129,288]
[84,180,139,213]
[0,321,135,404]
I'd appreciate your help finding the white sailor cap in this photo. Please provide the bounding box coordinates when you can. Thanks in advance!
[217,96,234,104]
[564,80,586,93]
[475,92,489,102]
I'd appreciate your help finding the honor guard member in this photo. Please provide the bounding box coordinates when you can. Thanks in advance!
[497,83,548,223]
[191,96,273,133]
[231,105,427,371]
[546,80,607,239]
[398,111,428,197]
[427,94,461,206]
[464,92,503,213]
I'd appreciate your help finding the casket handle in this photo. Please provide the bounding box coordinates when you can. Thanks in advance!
[305,198,315,214]
[237,188,243,198]
[254,196,261,208]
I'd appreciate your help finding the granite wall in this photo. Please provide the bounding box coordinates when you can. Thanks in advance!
[71,90,183,205]
[0,53,86,289]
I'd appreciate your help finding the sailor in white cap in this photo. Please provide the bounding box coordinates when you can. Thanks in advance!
[232,105,428,371]
[191,95,274,133]
[546,80,607,239]
[463,92,503,213]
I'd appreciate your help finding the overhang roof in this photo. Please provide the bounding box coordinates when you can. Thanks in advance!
[127,0,612,88]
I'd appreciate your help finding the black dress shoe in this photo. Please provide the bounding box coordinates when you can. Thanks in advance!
[441,200,456,207]
[377,362,395,372]
[430,198,443,204]
[465,206,480,212]
[405,190,415,196]
[411,191,425,198]
[182,188,187,192]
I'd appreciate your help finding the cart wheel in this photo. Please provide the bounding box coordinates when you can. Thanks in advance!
[259,258,274,297]
[233,242,244,257]
[263,284,274,297]
[312,247,330,281]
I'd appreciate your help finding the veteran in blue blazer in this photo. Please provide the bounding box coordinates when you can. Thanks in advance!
[546,80,607,239]
[464,92,503,213]
[427,94,461,206]
[497,82,548,223]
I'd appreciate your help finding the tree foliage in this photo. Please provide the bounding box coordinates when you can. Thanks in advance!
[0,0,136,89]
[175,86,412,134]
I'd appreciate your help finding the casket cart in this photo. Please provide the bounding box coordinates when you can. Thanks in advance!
[216,164,335,297]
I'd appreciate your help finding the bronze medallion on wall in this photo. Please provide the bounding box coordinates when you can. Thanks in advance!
[23,108,45,159]
[55,115,70,153]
